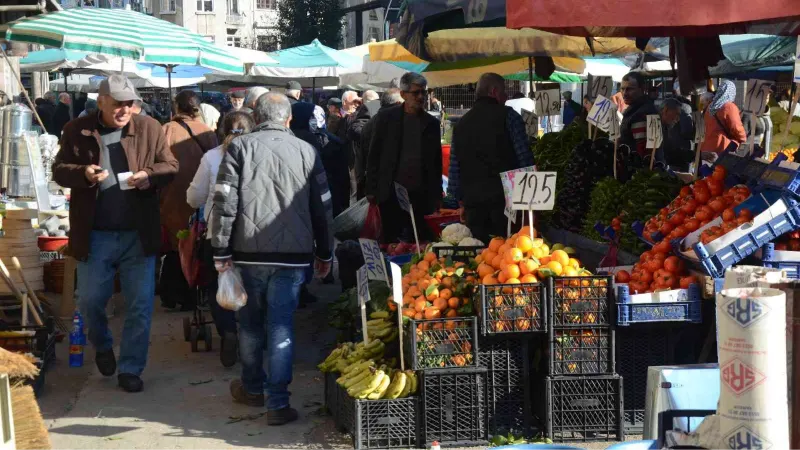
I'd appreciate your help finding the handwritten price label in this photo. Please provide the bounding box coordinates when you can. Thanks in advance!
[588,75,613,99]
[511,171,557,211]
[609,110,622,141]
[693,111,706,144]
[646,115,663,149]
[743,79,773,113]
[357,265,370,343]
[587,95,614,132]
[359,238,387,282]
[533,89,561,117]
[500,166,536,221]
[394,183,411,213]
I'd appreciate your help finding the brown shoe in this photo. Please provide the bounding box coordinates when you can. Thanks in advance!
[230,379,264,407]
[267,407,298,426]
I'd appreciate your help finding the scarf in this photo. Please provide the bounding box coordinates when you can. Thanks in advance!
[709,80,736,116]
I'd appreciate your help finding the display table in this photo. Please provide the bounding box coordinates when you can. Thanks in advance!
[643,364,719,439]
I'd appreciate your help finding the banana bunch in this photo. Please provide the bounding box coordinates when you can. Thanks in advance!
[366,312,398,343]
[319,339,386,373]
[336,359,419,399]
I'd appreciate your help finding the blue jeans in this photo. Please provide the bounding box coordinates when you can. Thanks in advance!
[76,231,156,376]
[237,265,305,410]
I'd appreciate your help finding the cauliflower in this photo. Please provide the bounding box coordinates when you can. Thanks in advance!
[440,223,471,245]
[432,241,452,248]
[458,237,484,247]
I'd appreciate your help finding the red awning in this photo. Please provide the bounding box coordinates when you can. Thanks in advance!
[506,0,800,36]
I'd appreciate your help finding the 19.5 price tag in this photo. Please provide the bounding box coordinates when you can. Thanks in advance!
[511,171,557,210]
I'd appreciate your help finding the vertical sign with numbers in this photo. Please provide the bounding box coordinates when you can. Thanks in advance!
[646,115,663,149]
[394,183,411,213]
[357,265,370,343]
[693,111,706,144]
[500,166,536,221]
[534,89,561,117]
[743,79,773,113]
[587,95,614,132]
[359,238,388,283]
[511,171,557,210]
[389,262,405,370]
[588,75,613,100]
[609,110,622,141]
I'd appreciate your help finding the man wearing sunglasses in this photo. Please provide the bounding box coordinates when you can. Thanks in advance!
[52,74,178,393]
[365,72,442,243]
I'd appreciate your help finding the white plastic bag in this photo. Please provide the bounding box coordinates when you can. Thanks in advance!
[216,268,248,311]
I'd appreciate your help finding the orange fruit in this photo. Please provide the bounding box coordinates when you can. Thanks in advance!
[502,264,521,280]
[505,248,524,264]
[551,250,570,267]
[519,225,532,237]
[482,250,498,265]
[414,312,424,320]
[424,308,441,319]
[424,252,437,262]
[482,274,498,285]
[567,258,581,269]
[519,258,538,275]
[446,308,458,318]
[477,263,495,279]
[531,247,545,259]
[407,286,421,298]
[516,235,533,253]
[498,243,511,257]
[439,288,453,300]
[441,277,454,288]
[433,297,448,311]
[417,260,430,271]
[497,271,509,283]
[546,261,564,276]
[520,274,538,284]
[448,297,460,309]
[418,279,431,291]
[488,237,505,252]
[502,278,520,293]
[426,288,440,301]
[491,255,505,269]
[414,298,427,312]
[539,256,551,265]
[403,308,416,318]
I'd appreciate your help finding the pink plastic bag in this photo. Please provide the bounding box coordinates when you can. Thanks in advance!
[359,204,382,241]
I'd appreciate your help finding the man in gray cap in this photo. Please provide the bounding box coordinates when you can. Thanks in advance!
[285,81,302,105]
[52,74,179,393]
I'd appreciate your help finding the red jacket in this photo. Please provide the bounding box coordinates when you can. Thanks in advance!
[700,103,747,153]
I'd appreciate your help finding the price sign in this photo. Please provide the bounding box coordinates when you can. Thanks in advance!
[389,262,405,370]
[533,89,561,117]
[587,95,614,132]
[646,115,663,149]
[588,75,613,99]
[693,111,706,144]
[795,39,800,83]
[743,79,773,113]
[500,166,536,221]
[359,238,388,283]
[357,265,371,343]
[511,171,557,211]
[394,183,411,213]
[609,110,622,141]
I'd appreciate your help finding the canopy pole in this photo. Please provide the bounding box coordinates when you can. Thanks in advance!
[167,65,174,120]
[312,77,316,104]
[63,69,73,120]
[528,56,534,99]
[0,45,46,131]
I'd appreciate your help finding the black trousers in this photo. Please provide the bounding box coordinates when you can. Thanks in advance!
[378,190,433,244]
[159,251,192,308]
[464,203,513,243]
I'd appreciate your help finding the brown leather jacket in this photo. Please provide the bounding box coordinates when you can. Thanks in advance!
[160,115,218,250]
[53,113,179,261]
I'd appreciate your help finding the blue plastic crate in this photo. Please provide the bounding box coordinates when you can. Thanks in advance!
[384,253,413,269]
[631,221,657,247]
[615,284,701,326]
[760,164,800,200]
[760,242,800,279]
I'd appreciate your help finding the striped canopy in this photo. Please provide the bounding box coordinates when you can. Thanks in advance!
[4,8,245,74]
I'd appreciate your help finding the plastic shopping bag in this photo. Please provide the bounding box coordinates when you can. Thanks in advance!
[332,197,369,241]
[216,267,248,311]
[359,203,382,241]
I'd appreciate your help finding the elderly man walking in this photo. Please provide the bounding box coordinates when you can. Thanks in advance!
[210,93,334,425]
[52,75,178,392]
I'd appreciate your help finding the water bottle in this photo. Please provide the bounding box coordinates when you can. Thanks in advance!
[69,310,85,367]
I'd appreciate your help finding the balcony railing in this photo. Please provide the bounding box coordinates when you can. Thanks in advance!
[226,13,245,25]
[61,0,145,11]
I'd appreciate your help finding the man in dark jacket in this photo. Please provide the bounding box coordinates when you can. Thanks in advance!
[357,89,402,199]
[52,75,178,393]
[449,73,534,242]
[658,97,695,171]
[366,73,442,243]
[211,93,333,425]
[51,92,72,137]
[347,90,379,200]
[619,72,658,176]
[36,92,56,135]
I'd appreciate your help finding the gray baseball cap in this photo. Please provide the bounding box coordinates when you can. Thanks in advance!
[98,75,141,102]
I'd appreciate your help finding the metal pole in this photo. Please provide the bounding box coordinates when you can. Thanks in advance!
[62,69,73,120]
[167,65,173,119]
[312,77,316,104]
[528,56,534,99]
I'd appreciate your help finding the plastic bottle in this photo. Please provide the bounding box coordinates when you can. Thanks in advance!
[69,310,85,367]
[430,441,440,450]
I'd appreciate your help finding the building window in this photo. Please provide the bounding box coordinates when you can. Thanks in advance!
[227,31,242,47]
[257,34,278,52]
[367,26,381,41]
[227,0,238,13]
[197,0,213,12]
[256,0,276,10]
[161,0,176,12]
[368,9,378,20]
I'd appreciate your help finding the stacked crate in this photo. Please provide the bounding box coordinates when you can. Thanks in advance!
[0,209,43,294]
[544,276,623,443]
[404,317,487,447]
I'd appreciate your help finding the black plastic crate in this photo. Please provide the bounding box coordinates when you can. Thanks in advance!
[433,245,485,262]
[324,372,339,415]
[404,317,478,370]
[336,382,418,449]
[548,276,613,328]
[478,336,532,435]
[420,367,488,447]
[549,327,615,376]
[476,283,545,335]
[616,327,670,434]
[545,375,624,442]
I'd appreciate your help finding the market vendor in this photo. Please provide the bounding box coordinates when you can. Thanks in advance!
[699,80,746,160]
[447,72,534,243]
[52,75,179,393]
[619,71,658,160]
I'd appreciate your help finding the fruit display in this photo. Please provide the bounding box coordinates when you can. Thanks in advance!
[364,311,399,344]
[531,124,587,224]
[615,170,684,253]
[770,106,800,157]
[328,281,392,340]
[550,277,611,326]
[552,328,611,375]
[697,207,754,245]
[554,139,617,232]
[772,231,800,251]
[582,177,623,241]
[396,251,477,319]
[614,253,699,294]
[409,317,475,368]
[435,223,485,247]
[768,146,796,162]
[383,242,428,256]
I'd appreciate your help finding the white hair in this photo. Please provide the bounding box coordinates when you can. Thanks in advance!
[58,92,71,104]
[245,87,269,108]
[254,92,291,126]
[362,90,379,102]
[44,91,56,102]
[399,72,427,91]
[342,91,359,104]
[286,89,301,100]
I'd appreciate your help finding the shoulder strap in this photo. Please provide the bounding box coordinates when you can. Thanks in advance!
[711,109,733,140]
[176,119,210,153]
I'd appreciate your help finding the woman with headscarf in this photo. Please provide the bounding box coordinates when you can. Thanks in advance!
[700,80,746,159]
[187,111,254,367]
[160,90,219,310]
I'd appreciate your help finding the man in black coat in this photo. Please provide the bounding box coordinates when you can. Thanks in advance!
[51,93,72,137]
[35,92,56,135]
[357,88,402,199]
[366,73,441,243]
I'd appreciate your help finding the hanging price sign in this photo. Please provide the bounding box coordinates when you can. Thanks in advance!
[588,75,613,99]
[533,89,561,116]
[394,183,411,213]
[587,95,614,132]
[743,79,773,113]
[646,115,663,149]
[357,265,371,343]
[511,171,557,210]
[609,110,622,141]
[359,238,388,283]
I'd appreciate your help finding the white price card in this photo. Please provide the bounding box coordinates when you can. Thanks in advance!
[358,238,387,282]
[500,166,536,221]
[588,75,613,100]
[510,171,557,211]
[646,115,663,149]
[693,111,706,144]
[533,89,561,117]
[586,95,614,132]
[389,262,405,370]
[394,183,411,213]
[743,79,773,113]
[357,265,371,343]
[609,110,622,141]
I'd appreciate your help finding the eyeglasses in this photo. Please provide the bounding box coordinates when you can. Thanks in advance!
[404,90,428,98]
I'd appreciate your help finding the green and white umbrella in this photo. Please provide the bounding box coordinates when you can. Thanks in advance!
[4,8,249,74]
